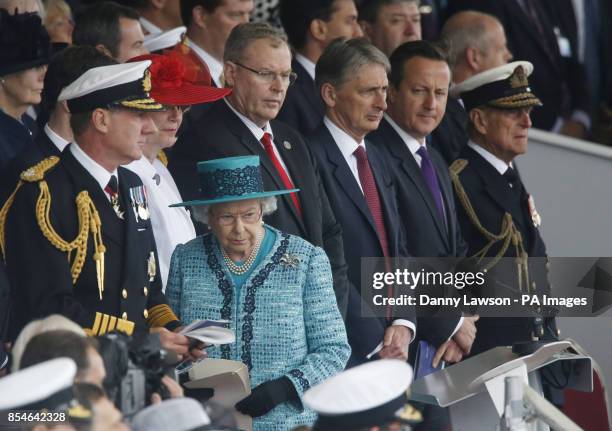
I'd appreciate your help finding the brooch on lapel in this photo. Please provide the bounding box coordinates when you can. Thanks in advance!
[129,185,150,222]
[280,253,300,269]
[110,194,124,220]
[528,194,541,227]
[147,251,156,282]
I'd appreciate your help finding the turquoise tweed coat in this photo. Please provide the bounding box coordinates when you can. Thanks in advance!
[166,226,350,431]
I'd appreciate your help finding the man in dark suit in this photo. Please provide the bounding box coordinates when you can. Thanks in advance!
[1,46,115,205]
[277,0,362,136]
[369,40,477,362]
[169,23,351,317]
[446,0,590,138]
[433,11,513,164]
[2,61,196,359]
[308,38,414,366]
[450,61,557,354]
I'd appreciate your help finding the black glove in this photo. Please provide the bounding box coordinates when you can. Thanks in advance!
[235,376,298,417]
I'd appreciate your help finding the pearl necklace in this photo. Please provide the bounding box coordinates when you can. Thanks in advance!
[221,231,264,275]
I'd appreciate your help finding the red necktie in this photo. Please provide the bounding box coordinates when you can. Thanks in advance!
[260,132,302,216]
[353,146,389,257]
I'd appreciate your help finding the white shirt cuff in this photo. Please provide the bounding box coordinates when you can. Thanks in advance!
[365,320,416,360]
[448,316,464,341]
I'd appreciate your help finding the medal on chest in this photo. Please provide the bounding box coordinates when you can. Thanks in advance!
[527,194,541,227]
[129,185,150,222]
[147,251,156,282]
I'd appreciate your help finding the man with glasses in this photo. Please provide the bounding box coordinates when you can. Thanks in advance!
[170,22,352,318]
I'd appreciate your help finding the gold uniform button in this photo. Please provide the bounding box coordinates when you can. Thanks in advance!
[121,312,128,320]
[122,289,128,299]
[143,309,149,319]
[143,286,148,296]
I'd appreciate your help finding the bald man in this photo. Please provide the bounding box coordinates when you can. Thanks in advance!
[430,11,512,164]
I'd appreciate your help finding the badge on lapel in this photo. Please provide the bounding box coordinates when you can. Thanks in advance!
[283,141,292,150]
[129,185,150,223]
[527,194,541,227]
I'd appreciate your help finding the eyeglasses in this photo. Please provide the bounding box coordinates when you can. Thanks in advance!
[214,208,263,226]
[232,61,297,86]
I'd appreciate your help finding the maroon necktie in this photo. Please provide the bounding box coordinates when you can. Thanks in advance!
[260,132,302,216]
[353,146,389,257]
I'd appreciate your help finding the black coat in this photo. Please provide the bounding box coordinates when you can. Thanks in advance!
[430,97,469,165]
[168,101,351,317]
[276,59,325,136]
[369,119,465,347]
[308,124,414,366]
[453,146,556,354]
[447,0,589,130]
[1,126,61,205]
[4,146,177,340]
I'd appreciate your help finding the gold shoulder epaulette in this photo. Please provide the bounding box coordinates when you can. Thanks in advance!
[0,156,60,258]
[449,158,468,178]
[157,150,168,167]
[20,156,60,182]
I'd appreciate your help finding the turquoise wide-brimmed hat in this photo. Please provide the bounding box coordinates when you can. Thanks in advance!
[170,155,299,207]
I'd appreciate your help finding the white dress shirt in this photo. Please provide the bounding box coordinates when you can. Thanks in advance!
[322,117,416,352]
[44,123,70,152]
[70,143,117,201]
[224,99,294,182]
[294,53,316,80]
[125,156,196,291]
[468,141,511,175]
[186,37,224,87]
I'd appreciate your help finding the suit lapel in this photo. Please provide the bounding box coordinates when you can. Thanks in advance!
[381,121,449,245]
[320,128,379,235]
[466,148,528,232]
[220,102,305,231]
[62,147,124,247]
[117,168,142,292]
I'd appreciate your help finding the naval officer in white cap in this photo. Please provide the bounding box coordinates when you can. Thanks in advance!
[449,61,557,355]
[1,61,201,361]
[0,357,92,430]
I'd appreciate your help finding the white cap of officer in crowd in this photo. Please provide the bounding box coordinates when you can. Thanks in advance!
[450,60,542,112]
[304,359,421,430]
[144,26,186,53]
[0,357,92,428]
[57,60,164,113]
[131,397,211,431]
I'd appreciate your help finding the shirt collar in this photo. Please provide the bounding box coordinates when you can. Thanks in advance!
[294,53,316,80]
[324,116,364,159]
[383,114,426,156]
[44,123,70,152]
[69,143,118,191]
[468,140,512,175]
[224,99,273,142]
[125,156,157,181]
[186,37,223,87]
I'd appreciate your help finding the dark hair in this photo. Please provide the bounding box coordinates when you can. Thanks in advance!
[180,0,223,28]
[389,40,448,88]
[316,37,390,91]
[70,110,94,136]
[358,0,418,23]
[19,330,99,378]
[224,22,287,62]
[73,382,106,407]
[73,1,140,58]
[38,46,117,127]
[279,0,338,50]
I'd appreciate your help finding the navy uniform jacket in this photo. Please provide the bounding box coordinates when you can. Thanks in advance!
[369,118,465,348]
[453,146,556,354]
[276,59,325,136]
[1,126,61,205]
[3,146,179,340]
[168,101,351,317]
[0,110,37,174]
[308,124,414,366]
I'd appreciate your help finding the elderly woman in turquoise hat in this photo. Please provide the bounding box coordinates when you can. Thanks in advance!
[166,155,350,431]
